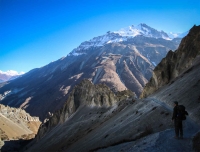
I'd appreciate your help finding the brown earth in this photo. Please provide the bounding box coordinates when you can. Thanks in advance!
[0,104,41,142]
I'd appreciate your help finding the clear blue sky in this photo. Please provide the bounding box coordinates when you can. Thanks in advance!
[0,0,200,73]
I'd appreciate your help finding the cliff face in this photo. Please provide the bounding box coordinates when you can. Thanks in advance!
[0,104,41,141]
[140,25,200,98]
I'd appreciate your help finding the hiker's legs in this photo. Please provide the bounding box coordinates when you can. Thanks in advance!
[174,120,179,137]
[176,120,183,138]
[179,120,183,137]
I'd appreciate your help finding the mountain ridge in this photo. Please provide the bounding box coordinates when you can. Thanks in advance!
[68,23,186,57]
[140,25,200,98]
[0,23,182,120]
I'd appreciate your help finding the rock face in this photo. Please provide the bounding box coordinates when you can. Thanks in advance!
[0,104,41,141]
[23,80,174,152]
[35,79,136,141]
[0,36,180,120]
[140,25,200,98]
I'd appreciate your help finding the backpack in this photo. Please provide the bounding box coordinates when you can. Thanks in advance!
[177,105,186,120]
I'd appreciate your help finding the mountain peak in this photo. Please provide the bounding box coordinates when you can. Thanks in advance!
[68,23,187,56]
[114,23,170,40]
[68,23,182,57]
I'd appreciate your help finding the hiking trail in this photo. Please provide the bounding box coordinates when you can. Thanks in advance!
[97,98,200,152]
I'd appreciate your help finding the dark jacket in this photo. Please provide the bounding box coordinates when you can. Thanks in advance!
[172,105,188,120]
[172,105,178,120]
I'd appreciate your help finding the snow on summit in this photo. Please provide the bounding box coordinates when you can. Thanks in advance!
[113,23,170,40]
[68,23,186,56]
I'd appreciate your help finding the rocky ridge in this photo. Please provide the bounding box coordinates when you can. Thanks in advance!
[140,25,200,98]
[0,104,41,142]
[23,80,174,152]
[35,79,136,141]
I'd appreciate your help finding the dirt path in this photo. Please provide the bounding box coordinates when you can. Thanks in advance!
[97,98,200,152]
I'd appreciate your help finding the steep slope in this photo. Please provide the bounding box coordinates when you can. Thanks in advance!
[140,25,200,98]
[136,25,200,151]
[0,24,182,120]
[22,60,200,152]
[0,104,41,142]
[98,57,200,152]
[23,80,174,152]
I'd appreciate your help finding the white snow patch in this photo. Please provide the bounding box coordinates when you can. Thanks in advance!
[152,62,157,66]
[72,52,85,56]
[113,23,171,40]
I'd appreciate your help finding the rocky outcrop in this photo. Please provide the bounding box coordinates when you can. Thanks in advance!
[140,25,200,98]
[0,128,9,141]
[0,104,41,141]
[0,104,40,122]
[22,81,174,152]
[35,79,136,141]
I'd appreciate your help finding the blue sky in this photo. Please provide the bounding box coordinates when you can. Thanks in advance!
[0,0,200,73]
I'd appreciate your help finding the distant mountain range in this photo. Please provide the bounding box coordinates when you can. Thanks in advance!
[0,23,186,120]
[0,70,24,83]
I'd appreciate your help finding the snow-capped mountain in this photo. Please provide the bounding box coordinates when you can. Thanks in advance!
[0,23,183,120]
[0,70,24,83]
[69,23,186,56]
[113,23,170,39]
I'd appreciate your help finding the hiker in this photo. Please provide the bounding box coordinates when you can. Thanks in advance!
[172,101,188,139]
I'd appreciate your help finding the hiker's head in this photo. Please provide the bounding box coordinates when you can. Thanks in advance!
[174,101,178,106]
